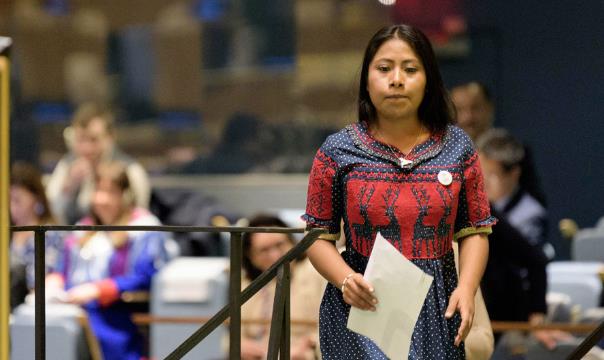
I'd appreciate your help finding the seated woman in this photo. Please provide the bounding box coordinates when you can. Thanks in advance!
[238,214,326,360]
[10,162,63,309]
[47,161,172,360]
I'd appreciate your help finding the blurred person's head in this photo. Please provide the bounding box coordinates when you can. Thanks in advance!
[358,24,453,134]
[91,161,134,225]
[10,162,54,225]
[70,103,115,165]
[476,128,525,203]
[242,214,296,281]
[451,82,494,140]
[218,113,261,152]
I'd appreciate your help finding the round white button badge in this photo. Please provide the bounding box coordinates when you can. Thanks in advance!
[438,170,453,186]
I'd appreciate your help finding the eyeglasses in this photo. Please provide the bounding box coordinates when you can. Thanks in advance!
[251,240,290,258]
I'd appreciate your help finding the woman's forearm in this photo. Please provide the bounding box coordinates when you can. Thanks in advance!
[306,239,355,288]
[458,233,489,294]
[308,238,378,311]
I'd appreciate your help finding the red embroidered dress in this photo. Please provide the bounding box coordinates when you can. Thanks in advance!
[303,122,495,359]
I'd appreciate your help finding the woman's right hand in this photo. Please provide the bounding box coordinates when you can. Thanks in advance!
[341,273,378,311]
[64,158,92,193]
[305,240,378,311]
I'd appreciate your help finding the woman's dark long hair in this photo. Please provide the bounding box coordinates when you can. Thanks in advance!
[10,162,55,225]
[358,24,454,134]
[242,214,298,281]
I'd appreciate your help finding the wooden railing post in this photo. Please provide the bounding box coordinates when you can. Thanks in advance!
[229,231,243,360]
[0,36,12,360]
[267,265,290,359]
[281,264,291,359]
[34,229,47,360]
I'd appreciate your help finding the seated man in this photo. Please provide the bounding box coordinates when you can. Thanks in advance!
[450,81,494,142]
[476,128,553,257]
[477,130,572,353]
[451,82,547,207]
[482,210,548,326]
[46,103,150,224]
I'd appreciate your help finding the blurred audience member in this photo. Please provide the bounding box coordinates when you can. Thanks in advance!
[46,161,172,360]
[452,242,495,360]
[483,213,573,355]
[46,103,150,224]
[481,212,548,326]
[477,129,553,257]
[464,289,494,360]
[451,82,546,207]
[179,113,266,174]
[9,162,63,309]
[238,214,325,360]
[10,260,27,312]
[475,130,573,354]
[450,82,494,142]
[150,188,239,256]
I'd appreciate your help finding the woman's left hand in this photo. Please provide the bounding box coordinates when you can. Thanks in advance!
[66,283,100,305]
[445,285,475,347]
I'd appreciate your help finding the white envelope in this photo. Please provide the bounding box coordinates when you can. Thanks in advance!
[347,233,434,360]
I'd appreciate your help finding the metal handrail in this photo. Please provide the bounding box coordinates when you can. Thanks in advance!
[10,225,325,360]
[15,224,604,359]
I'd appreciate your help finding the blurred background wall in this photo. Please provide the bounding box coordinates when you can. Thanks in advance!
[1,0,602,258]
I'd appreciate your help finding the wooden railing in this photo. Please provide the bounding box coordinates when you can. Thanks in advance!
[10,225,325,360]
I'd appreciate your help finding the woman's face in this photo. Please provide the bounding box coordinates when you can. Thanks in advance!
[92,177,126,225]
[248,233,293,272]
[367,38,427,122]
[10,185,38,225]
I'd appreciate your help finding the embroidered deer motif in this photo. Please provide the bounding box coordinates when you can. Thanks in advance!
[307,161,332,216]
[376,186,401,250]
[436,186,454,256]
[352,184,376,250]
[411,185,436,257]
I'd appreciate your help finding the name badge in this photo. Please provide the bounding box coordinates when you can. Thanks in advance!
[438,170,453,186]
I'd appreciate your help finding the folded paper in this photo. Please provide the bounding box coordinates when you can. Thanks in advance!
[348,233,434,359]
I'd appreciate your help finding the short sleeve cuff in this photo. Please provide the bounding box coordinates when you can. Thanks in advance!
[316,232,341,242]
[454,226,493,242]
[301,214,340,235]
